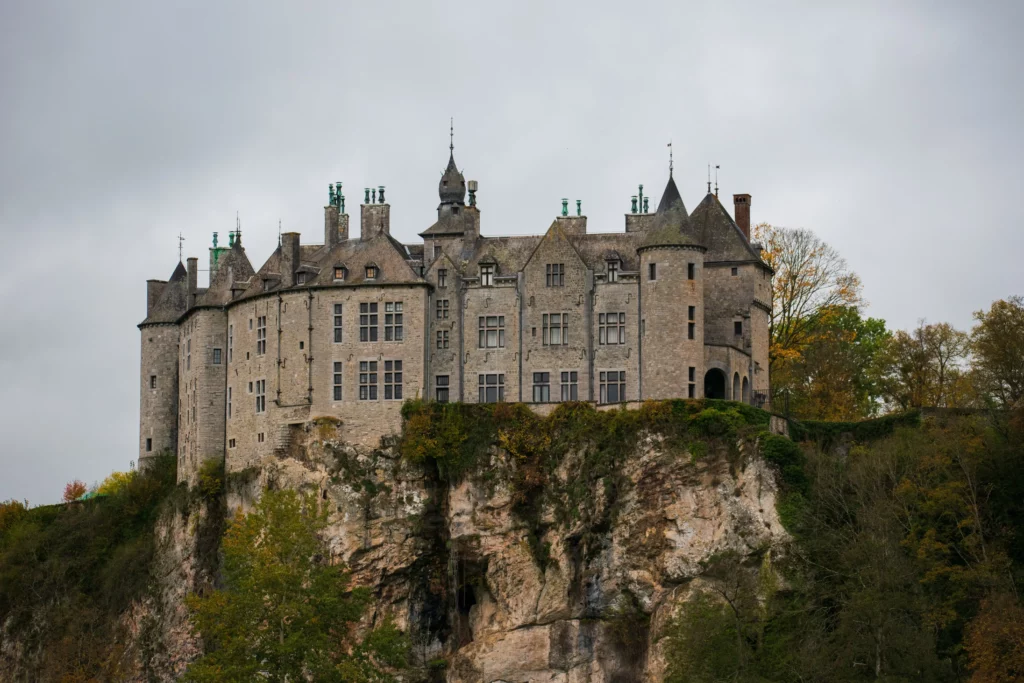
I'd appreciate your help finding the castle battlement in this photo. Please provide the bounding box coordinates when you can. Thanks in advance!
[138,146,772,484]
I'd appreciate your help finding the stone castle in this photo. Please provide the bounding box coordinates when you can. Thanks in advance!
[138,145,773,481]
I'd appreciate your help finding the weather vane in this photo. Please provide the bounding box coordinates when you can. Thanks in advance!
[707,164,711,194]
[667,140,673,175]
[449,117,454,152]
[715,165,720,196]
[178,232,185,261]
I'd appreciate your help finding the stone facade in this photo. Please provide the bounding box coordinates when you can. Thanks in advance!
[138,147,773,481]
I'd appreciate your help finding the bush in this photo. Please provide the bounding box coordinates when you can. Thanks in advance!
[196,458,223,499]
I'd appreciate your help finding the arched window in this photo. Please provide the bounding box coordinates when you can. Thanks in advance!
[733,373,741,401]
[742,376,750,403]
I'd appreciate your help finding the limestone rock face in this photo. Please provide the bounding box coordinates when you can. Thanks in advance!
[135,424,788,682]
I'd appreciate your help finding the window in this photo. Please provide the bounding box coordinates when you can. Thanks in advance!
[433,245,442,259]
[296,272,307,285]
[687,263,695,280]
[480,264,494,287]
[607,261,619,283]
[599,371,626,404]
[648,263,657,281]
[359,303,378,341]
[249,318,253,330]
[384,302,403,341]
[546,263,565,287]
[258,432,265,443]
[542,313,568,346]
[688,367,696,398]
[228,325,233,362]
[533,372,551,402]
[255,379,266,413]
[333,304,343,342]
[145,438,152,452]
[688,322,696,340]
[384,360,403,400]
[213,348,222,365]
[229,439,236,448]
[436,330,449,349]
[150,375,156,389]
[689,306,696,320]
[478,374,505,403]
[334,266,346,281]
[438,269,447,288]
[256,316,267,355]
[435,375,450,403]
[186,339,191,370]
[436,299,449,320]
[359,361,378,400]
[560,371,579,401]
[365,265,378,280]
[731,267,738,276]
[478,316,505,348]
[599,312,626,345]
[248,381,253,393]
[227,387,232,418]
[333,362,343,400]
[734,321,743,336]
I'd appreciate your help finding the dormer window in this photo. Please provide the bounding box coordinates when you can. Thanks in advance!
[334,266,347,281]
[296,272,307,285]
[607,260,620,283]
[365,265,378,280]
[480,263,494,287]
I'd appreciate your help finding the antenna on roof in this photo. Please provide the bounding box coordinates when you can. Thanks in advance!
[714,165,720,197]
[178,232,185,262]
[667,140,673,176]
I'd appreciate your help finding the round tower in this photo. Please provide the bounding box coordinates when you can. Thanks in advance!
[138,262,188,464]
[638,175,707,400]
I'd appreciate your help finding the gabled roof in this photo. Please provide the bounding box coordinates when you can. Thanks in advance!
[195,243,255,307]
[522,220,588,272]
[140,262,189,325]
[685,193,762,262]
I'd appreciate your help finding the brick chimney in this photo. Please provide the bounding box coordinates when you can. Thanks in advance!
[281,232,300,287]
[186,257,198,306]
[733,194,751,240]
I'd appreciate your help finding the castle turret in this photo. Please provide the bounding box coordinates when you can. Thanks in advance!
[138,261,188,464]
[638,173,706,400]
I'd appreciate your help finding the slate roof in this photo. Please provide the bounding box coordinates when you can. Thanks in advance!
[639,175,701,251]
[140,262,189,325]
[195,243,255,307]
[685,193,762,262]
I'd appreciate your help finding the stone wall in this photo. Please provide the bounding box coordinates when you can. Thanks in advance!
[139,324,179,462]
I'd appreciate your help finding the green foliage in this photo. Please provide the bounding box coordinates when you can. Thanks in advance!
[788,409,921,446]
[184,489,408,682]
[0,453,178,680]
[196,458,224,499]
[760,433,809,495]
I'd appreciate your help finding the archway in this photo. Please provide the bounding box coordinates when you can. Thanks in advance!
[704,369,726,399]
[742,376,750,403]
[732,373,741,401]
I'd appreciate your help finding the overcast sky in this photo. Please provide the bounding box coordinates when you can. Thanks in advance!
[1,1,1021,504]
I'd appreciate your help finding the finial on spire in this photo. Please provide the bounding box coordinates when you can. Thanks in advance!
[449,117,454,153]
[707,165,711,194]
[714,165,720,197]
[178,232,185,262]
[278,219,282,247]
[668,140,673,176]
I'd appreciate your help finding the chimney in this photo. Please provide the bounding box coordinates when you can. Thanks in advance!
[324,203,340,249]
[186,258,198,306]
[360,200,390,241]
[281,232,300,287]
[733,194,751,240]
[146,280,166,315]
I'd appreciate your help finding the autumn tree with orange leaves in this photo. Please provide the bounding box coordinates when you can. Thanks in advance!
[61,479,87,503]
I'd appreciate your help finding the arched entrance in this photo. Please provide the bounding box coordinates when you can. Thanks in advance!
[704,369,726,399]
[733,373,741,401]
[742,376,750,403]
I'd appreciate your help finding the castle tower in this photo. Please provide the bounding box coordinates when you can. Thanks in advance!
[138,261,188,464]
[638,173,707,400]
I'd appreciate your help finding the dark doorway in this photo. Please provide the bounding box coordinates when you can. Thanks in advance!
[704,369,726,399]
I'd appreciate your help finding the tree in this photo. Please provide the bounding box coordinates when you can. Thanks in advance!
[971,296,1024,408]
[62,480,87,503]
[965,597,1024,682]
[184,489,407,682]
[753,223,864,373]
[878,321,973,410]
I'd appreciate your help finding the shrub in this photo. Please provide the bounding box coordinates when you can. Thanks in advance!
[62,479,87,503]
[196,458,223,499]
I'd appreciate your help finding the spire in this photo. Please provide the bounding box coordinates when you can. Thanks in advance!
[656,173,687,216]
[439,120,466,205]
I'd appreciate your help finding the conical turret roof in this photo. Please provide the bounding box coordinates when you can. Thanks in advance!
[640,174,700,250]
[438,151,466,205]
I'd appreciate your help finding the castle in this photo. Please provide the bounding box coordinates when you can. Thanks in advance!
[138,145,773,482]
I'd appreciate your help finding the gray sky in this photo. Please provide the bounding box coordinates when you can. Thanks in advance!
[1,1,1021,504]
